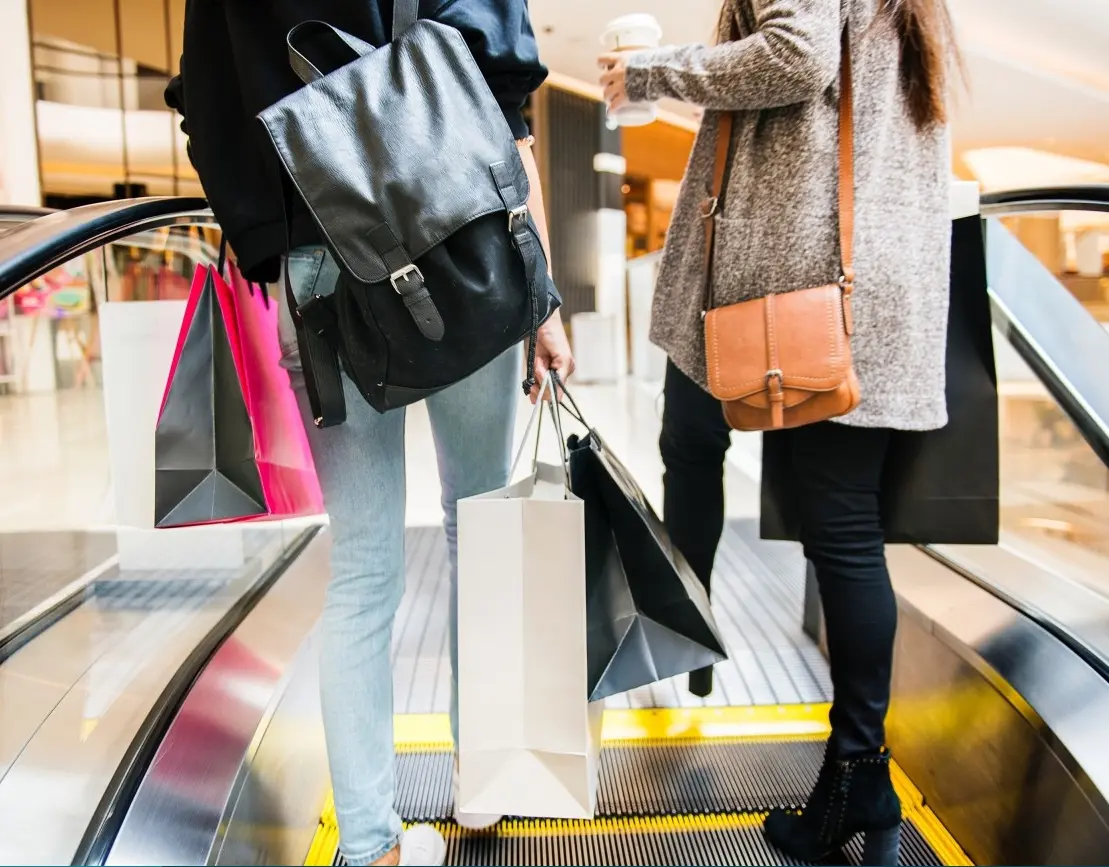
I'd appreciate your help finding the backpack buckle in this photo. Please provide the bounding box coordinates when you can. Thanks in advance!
[389,263,424,293]
[508,205,529,233]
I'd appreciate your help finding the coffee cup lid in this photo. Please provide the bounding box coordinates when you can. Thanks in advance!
[600,13,662,46]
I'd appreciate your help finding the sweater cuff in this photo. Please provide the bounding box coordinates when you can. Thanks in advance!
[624,48,665,103]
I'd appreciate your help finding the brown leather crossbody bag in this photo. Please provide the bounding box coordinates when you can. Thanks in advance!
[702,32,860,432]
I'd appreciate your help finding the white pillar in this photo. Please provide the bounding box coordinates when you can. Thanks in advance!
[626,254,665,383]
[0,0,42,205]
[594,206,628,378]
[570,151,628,384]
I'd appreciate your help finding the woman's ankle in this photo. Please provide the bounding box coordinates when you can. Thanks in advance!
[370,844,400,866]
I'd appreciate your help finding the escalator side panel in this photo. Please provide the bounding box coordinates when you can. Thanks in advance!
[887,545,1109,865]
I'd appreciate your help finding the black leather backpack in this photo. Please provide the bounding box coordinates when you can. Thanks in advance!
[258,1,560,424]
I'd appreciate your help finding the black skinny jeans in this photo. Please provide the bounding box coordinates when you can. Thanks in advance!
[660,361,896,756]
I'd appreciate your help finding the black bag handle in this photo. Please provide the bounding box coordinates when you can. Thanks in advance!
[287,21,374,85]
[393,0,419,40]
[549,371,591,432]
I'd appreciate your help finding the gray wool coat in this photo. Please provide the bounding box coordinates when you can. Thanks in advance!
[625,0,951,431]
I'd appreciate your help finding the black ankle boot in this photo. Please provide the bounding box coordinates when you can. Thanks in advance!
[764,747,902,865]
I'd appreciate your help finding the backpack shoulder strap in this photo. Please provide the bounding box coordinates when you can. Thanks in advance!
[393,0,419,40]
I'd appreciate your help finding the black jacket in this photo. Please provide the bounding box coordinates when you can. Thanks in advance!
[166,0,547,282]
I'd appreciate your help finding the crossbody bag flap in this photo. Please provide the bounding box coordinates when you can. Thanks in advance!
[258,18,529,286]
[703,21,856,413]
[705,282,852,403]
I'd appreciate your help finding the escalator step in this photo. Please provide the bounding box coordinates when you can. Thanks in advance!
[439,819,805,867]
[316,738,968,865]
[395,739,828,822]
[332,817,944,866]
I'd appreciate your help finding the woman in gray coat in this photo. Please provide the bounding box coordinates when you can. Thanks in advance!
[600,0,960,862]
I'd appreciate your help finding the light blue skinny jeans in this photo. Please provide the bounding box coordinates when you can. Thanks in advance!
[281,246,519,864]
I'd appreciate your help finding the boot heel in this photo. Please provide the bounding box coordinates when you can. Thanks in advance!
[861,824,901,866]
[688,666,714,697]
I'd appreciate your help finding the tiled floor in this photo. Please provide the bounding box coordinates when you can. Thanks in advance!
[0,389,112,533]
[0,530,116,629]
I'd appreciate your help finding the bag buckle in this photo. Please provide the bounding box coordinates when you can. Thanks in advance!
[508,205,529,233]
[700,197,718,219]
[389,263,424,293]
[766,369,783,387]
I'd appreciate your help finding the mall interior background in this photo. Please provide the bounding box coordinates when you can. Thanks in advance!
[0,0,1107,586]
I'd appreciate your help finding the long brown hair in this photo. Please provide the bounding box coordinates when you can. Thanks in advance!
[716,0,963,130]
[879,0,963,128]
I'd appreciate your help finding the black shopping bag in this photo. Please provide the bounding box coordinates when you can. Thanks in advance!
[567,430,727,702]
[153,264,265,528]
[761,215,999,544]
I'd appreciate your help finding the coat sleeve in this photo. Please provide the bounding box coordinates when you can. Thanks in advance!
[436,0,548,138]
[624,0,840,111]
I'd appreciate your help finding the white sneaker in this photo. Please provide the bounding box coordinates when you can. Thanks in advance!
[397,824,446,865]
[452,758,503,831]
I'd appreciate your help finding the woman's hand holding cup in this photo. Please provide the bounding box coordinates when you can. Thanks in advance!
[597,13,662,127]
[598,53,630,113]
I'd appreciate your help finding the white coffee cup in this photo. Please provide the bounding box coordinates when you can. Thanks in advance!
[600,13,663,127]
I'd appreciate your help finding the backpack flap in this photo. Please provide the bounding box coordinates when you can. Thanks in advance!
[258,20,529,299]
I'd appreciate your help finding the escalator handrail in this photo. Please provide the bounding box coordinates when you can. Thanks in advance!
[980,184,1109,215]
[0,196,212,300]
[0,205,57,222]
[979,179,1109,469]
[963,188,1109,689]
[984,216,1109,470]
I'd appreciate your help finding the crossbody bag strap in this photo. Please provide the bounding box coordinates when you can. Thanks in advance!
[701,26,855,313]
[392,0,419,40]
[837,28,855,291]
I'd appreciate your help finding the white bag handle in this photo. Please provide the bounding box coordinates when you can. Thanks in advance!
[508,374,570,485]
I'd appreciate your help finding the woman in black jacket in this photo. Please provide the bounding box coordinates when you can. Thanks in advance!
[169,2,571,864]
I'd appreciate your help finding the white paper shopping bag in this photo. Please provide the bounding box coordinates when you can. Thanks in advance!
[457,384,603,819]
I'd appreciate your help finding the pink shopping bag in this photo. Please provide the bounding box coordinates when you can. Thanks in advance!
[154,262,323,528]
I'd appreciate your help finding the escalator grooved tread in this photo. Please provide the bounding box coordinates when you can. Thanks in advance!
[396,740,829,822]
[320,739,962,865]
[333,818,943,866]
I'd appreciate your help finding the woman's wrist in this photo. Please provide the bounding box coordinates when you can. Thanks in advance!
[623,51,655,103]
[538,308,563,332]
